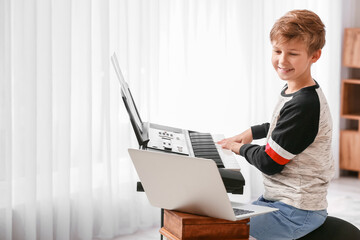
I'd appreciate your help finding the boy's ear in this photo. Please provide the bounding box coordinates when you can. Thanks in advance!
[311,49,322,63]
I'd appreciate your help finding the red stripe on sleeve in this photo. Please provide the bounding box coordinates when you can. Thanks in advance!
[265,143,291,165]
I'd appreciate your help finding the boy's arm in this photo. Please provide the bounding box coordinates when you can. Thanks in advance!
[218,124,270,154]
[240,144,285,175]
[240,95,320,175]
[251,123,270,139]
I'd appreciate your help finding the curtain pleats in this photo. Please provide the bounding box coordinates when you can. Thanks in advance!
[0,0,343,239]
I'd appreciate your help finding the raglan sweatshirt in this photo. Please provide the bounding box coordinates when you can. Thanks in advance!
[240,82,335,210]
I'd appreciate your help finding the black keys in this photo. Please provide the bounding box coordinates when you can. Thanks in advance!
[189,132,224,168]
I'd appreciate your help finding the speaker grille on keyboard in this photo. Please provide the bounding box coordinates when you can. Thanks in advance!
[189,131,224,168]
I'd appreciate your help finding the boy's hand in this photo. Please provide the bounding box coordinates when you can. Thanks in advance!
[218,128,253,144]
[218,140,243,155]
[217,128,253,154]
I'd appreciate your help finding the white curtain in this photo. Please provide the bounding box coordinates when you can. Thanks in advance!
[0,0,342,240]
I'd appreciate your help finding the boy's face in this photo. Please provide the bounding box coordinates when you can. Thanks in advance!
[271,39,320,83]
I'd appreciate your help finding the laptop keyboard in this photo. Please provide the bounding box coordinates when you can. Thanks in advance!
[233,208,255,216]
[189,131,224,168]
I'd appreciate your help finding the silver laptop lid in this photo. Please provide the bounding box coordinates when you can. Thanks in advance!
[128,148,238,220]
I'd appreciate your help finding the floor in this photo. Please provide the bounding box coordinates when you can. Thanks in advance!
[114,176,360,240]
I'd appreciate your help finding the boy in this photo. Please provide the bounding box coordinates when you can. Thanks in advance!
[218,10,334,240]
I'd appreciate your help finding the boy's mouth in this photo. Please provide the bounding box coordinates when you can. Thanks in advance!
[278,66,294,73]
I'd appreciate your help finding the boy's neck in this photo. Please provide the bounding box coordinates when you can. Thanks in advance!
[285,77,316,94]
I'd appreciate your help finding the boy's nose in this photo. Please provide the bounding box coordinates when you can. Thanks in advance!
[279,54,288,64]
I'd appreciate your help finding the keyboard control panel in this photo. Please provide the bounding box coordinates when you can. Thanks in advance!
[148,128,189,155]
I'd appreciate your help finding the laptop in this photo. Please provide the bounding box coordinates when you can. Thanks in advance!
[111,53,240,170]
[128,148,278,221]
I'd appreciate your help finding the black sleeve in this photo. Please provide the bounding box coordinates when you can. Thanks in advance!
[240,144,284,175]
[270,93,320,156]
[240,91,320,175]
[251,123,270,139]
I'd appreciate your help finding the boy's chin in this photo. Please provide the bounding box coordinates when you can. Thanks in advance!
[276,74,291,81]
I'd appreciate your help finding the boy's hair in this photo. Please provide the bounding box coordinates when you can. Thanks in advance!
[270,9,325,54]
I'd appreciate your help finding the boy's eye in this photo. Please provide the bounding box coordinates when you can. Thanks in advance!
[289,53,299,56]
[274,50,281,54]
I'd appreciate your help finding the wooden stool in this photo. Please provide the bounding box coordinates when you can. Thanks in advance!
[160,210,250,240]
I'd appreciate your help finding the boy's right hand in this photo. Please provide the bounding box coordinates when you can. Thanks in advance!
[217,128,253,146]
[217,128,253,154]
